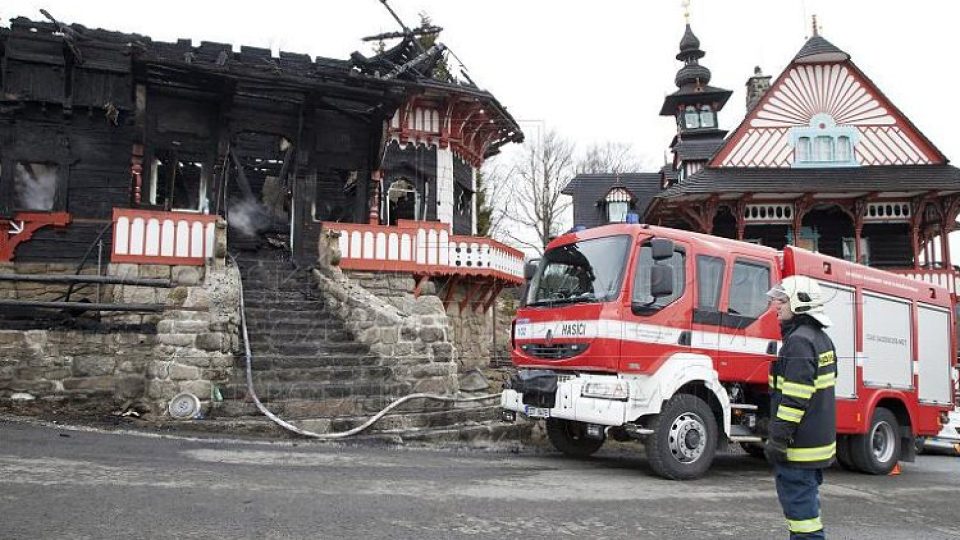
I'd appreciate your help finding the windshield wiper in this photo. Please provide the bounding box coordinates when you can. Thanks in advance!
[528,293,598,307]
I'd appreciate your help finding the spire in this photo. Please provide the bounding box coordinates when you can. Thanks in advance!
[811,14,819,37]
[674,24,710,88]
[658,9,732,117]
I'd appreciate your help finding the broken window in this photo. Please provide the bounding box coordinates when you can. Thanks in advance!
[13,162,59,211]
[148,150,207,212]
[386,178,418,225]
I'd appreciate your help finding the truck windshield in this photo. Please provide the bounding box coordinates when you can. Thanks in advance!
[526,235,630,307]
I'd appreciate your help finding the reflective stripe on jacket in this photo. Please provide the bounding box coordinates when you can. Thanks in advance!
[769,315,838,469]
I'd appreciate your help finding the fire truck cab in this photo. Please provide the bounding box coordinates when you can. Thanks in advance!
[502,224,957,479]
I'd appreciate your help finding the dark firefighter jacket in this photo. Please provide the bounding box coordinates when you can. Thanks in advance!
[768,315,838,468]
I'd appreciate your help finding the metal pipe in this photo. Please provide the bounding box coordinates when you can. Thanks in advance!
[0,274,173,287]
[0,299,164,312]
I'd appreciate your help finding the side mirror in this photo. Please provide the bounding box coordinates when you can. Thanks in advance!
[650,264,674,297]
[650,238,674,261]
[524,259,540,281]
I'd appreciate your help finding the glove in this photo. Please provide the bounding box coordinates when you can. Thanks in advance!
[764,438,789,463]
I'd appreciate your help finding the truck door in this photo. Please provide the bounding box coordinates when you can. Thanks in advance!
[716,256,779,383]
[691,253,726,358]
[618,239,690,374]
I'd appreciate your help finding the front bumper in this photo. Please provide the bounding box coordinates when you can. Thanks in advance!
[501,373,629,426]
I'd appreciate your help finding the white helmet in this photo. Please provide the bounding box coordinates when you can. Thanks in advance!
[767,275,832,327]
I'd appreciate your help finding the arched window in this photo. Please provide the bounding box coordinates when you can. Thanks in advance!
[796,137,811,162]
[386,178,419,225]
[699,105,715,128]
[836,136,851,162]
[605,188,632,223]
[814,136,834,161]
[683,106,700,129]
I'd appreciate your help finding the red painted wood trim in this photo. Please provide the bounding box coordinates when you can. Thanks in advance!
[0,212,72,262]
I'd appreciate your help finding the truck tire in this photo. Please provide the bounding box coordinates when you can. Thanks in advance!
[645,394,718,480]
[546,418,604,458]
[849,407,901,475]
[836,435,859,472]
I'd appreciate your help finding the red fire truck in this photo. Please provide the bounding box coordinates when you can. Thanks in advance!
[501,224,957,479]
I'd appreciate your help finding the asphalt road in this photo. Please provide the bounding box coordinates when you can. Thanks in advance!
[1,419,958,540]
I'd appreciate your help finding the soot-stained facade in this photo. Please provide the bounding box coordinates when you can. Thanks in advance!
[0,15,522,269]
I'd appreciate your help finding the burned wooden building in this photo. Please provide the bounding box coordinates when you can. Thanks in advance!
[565,19,960,295]
[0,15,523,282]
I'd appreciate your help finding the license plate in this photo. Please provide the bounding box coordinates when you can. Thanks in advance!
[525,406,551,418]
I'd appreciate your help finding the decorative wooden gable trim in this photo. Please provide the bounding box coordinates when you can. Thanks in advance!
[711,61,945,168]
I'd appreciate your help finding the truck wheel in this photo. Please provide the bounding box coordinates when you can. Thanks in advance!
[849,407,901,475]
[836,435,859,472]
[545,418,604,458]
[645,394,718,480]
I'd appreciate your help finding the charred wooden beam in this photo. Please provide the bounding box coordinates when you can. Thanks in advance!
[0,274,173,287]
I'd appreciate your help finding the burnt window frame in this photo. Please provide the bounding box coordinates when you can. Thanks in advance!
[143,145,209,214]
[0,143,69,216]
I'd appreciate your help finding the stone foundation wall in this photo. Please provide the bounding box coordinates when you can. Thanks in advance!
[318,268,459,395]
[0,261,241,418]
[341,268,519,393]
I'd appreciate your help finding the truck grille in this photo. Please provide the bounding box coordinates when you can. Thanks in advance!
[520,343,589,360]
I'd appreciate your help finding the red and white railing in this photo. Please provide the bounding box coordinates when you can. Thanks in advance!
[112,208,218,266]
[322,219,524,284]
[888,268,960,296]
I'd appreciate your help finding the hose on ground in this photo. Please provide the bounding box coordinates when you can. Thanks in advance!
[230,254,501,439]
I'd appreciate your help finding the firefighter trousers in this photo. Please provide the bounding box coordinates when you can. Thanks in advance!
[774,463,825,539]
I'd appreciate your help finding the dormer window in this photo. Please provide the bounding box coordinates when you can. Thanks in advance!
[605,187,632,223]
[683,106,700,129]
[790,113,860,168]
[699,105,715,128]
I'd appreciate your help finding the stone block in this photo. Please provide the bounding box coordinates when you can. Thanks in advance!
[179,380,212,398]
[72,356,116,377]
[419,326,444,344]
[121,286,157,305]
[0,332,23,346]
[184,288,211,310]
[459,369,491,392]
[169,364,201,380]
[431,343,455,362]
[117,361,142,373]
[158,334,196,347]
[140,265,172,280]
[146,379,178,400]
[10,379,56,393]
[172,266,202,286]
[195,333,226,352]
[115,376,145,399]
[62,376,115,391]
[380,328,399,345]
[412,376,455,395]
[147,361,170,379]
[166,287,189,306]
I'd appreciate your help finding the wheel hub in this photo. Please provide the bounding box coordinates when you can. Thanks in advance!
[668,412,707,463]
[871,420,896,463]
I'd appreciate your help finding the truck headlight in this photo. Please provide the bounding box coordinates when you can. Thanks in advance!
[581,380,629,400]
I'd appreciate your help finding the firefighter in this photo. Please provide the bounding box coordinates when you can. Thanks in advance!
[765,275,838,540]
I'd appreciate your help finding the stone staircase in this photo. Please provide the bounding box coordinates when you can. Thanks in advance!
[206,249,529,444]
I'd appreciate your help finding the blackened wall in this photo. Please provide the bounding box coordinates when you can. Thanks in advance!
[381,140,437,223]
[452,154,474,235]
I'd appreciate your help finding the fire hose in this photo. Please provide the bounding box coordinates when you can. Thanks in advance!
[233,256,500,439]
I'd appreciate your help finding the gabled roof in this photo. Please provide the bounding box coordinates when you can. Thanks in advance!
[710,34,946,169]
[673,138,725,162]
[793,35,850,63]
[563,173,662,228]
[656,165,960,199]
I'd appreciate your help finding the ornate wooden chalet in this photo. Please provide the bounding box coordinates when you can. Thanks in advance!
[647,24,960,294]
[0,14,524,307]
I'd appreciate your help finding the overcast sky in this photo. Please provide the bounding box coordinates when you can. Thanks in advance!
[4,0,956,167]
[4,0,960,253]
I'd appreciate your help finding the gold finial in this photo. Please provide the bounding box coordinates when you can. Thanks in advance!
[681,0,691,23]
[811,14,819,37]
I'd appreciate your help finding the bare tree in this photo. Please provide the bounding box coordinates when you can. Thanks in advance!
[576,141,641,175]
[498,129,576,254]
[477,160,511,239]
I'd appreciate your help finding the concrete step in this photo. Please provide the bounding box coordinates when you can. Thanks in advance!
[244,327,355,343]
[245,341,369,357]
[220,380,413,401]
[243,365,395,383]
[241,300,329,312]
[244,354,383,370]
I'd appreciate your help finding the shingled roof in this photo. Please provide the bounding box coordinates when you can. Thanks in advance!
[656,165,960,199]
[673,138,725,162]
[563,173,662,228]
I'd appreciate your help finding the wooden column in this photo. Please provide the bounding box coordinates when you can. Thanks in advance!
[853,198,867,265]
[941,228,952,269]
[734,199,748,241]
[368,170,383,225]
